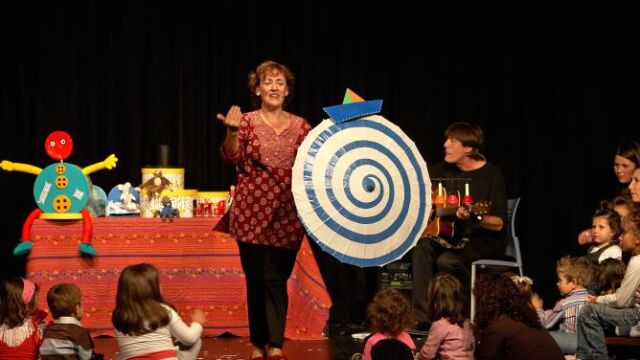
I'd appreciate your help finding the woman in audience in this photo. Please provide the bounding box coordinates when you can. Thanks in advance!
[474,273,564,360]
[613,141,640,195]
[578,141,640,246]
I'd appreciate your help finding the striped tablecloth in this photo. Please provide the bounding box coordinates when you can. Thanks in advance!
[26,217,330,340]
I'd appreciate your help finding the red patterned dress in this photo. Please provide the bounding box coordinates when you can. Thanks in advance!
[220,110,311,249]
[0,309,48,360]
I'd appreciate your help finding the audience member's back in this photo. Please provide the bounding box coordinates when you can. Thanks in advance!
[371,339,414,360]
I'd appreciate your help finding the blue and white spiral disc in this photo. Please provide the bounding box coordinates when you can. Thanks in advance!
[293,115,431,267]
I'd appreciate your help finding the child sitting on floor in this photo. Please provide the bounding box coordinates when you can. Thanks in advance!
[597,258,626,295]
[533,256,593,355]
[40,283,102,359]
[416,273,474,360]
[352,288,415,360]
[0,278,48,359]
[112,263,205,360]
[586,208,623,264]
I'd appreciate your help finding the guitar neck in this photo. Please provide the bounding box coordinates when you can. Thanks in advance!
[433,206,457,217]
[432,203,489,217]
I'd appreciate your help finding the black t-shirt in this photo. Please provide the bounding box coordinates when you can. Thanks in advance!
[428,161,508,248]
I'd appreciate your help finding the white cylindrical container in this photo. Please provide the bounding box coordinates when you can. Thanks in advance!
[140,189,197,218]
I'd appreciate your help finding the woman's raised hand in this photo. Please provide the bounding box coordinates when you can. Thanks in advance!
[216,105,242,132]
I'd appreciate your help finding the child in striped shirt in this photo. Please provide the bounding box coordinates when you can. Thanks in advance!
[533,256,594,355]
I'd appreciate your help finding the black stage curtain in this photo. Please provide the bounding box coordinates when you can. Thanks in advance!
[2,1,639,302]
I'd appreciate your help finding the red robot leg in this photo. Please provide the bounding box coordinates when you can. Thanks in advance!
[21,208,43,241]
[14,208,43,256]
[78,209,96,256]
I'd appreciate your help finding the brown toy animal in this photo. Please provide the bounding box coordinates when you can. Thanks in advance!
[138,170,172,201]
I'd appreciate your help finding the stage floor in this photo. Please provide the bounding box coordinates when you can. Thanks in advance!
[94,334,365,360]
[94,333,430,360]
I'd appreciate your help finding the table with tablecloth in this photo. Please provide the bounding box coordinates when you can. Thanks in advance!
[25,217,330,340]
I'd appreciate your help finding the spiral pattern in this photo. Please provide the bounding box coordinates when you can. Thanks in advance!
[293,115,431,267]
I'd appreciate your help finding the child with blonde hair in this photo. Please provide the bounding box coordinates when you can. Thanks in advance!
[0,278,48,359]
[510,274,535,299]
[534,256,593,354]
[416,273,474,360]
[112,263,205,360]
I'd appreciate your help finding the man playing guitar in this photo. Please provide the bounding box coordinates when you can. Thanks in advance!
[411,122,508,332]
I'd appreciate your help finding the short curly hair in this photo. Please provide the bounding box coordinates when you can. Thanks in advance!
[556,256,594,288]
[473,273,541,335]
[367,288,414,336]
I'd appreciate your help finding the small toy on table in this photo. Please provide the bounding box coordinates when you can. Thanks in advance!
[156,196,179,220]
[106,182,141,216]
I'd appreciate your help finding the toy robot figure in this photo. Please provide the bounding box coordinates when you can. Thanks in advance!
[0,131,118,256]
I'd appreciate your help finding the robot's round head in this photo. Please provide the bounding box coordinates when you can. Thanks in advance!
[45,131,74,160]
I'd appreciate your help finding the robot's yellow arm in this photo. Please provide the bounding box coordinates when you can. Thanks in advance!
[0,160,42,175]
[82,154,118,175]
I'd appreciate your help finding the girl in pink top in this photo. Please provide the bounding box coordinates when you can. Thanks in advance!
[358,288,416,360]
[416,273,475,360]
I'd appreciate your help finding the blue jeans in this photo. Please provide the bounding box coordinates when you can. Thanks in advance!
[549,330,577,354]
[576,303,640,360]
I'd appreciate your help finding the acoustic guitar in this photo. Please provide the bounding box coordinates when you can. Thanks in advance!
[421,189,492,249]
